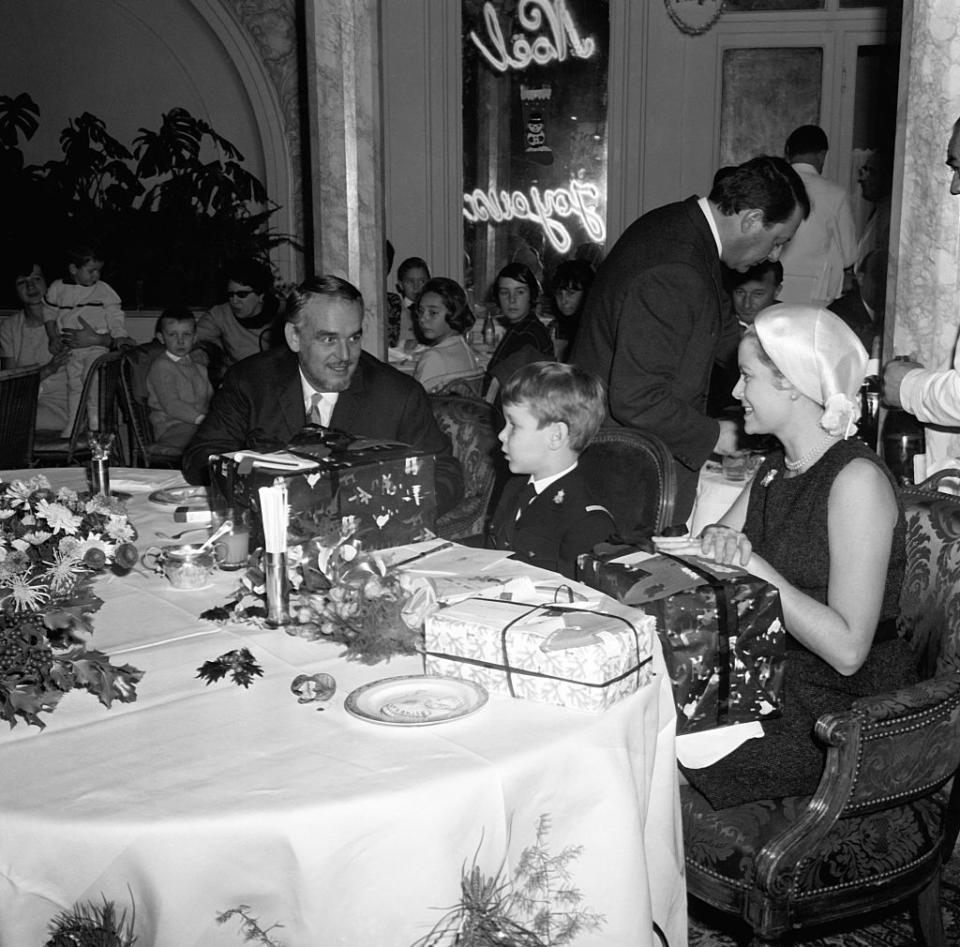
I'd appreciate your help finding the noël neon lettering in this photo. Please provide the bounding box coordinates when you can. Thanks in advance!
[469,0,596,74]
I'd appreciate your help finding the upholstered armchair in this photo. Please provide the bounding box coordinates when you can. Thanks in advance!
[578,427,677,536]
[429,394,499,541]
[682,473,960,946]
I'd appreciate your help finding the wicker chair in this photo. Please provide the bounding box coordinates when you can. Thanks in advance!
[578,427,677,536]
[428,394,499,540]
[0,367,41,470]
[118,348,184,468]
[33,351,124,466]
[682,471,960,946]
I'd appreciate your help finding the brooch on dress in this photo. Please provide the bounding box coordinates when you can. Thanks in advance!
[761,470,778,488]
[552,489,565,504]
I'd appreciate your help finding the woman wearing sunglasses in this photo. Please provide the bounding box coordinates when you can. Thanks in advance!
[195,258,284,375]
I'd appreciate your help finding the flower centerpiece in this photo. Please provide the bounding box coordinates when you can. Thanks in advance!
[0,475,144,728]
[203,534,438,665]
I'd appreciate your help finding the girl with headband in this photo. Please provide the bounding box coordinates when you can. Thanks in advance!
[660,304,917,808]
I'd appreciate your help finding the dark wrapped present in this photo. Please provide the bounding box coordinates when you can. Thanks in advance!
[579,548,785,733]
[208,429,437,551]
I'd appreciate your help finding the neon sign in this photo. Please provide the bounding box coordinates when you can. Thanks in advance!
[469,0,596,74]
[462,179,605,255]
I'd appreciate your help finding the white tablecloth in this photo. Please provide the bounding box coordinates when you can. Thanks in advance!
[0,468,687,947]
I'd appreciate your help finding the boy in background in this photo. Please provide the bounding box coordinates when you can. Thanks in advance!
[146,307,213,452]
[43,242,131,435]
[390,256,430,350]
[488,361,614,579]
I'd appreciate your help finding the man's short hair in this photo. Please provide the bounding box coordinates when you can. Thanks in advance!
[502,362,606,453]
[156,305,196,333]
[729,259,784,290]
[285,275,363,326]
[708,155,810,224]
[785,125,829,158]
[397,256,429,281]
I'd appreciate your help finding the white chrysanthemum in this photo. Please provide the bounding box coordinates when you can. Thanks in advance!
[6,476,50,507]
[0,509,16,521]
[57,536,81,558]
[104,515,135,542]
[1,572,50,612]
[11,538,31,553]
[44,550,86,593]
[22,530,53,547]
[35,499,83,534]
[70,535,116,561]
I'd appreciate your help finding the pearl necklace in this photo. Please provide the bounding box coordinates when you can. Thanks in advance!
[784,432,839,473]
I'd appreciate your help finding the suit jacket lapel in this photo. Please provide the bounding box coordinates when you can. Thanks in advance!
[329,356,367,432]
[278,360,306,438]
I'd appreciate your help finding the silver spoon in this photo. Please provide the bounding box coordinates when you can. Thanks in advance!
[154,525,208,541]
[197,519,233,552]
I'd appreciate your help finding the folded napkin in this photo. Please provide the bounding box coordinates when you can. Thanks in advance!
[111,473,186,494]
[676,721,764,768]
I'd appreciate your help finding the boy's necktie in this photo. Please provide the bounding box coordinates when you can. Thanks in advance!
[514,481,537,521]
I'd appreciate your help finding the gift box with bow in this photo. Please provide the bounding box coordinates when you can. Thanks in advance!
[578,550,785,732]
[423,596,655,712]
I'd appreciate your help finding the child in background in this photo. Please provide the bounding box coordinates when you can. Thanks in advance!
[394,256,430,350]
[413,277,480,392]
[488,361,615,579]
[146,307,213,452]
[43,242,131,436]
[549,258,595,360]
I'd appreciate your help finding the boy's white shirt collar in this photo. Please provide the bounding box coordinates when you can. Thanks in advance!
[528,460,577,494]
[165,351,186,363]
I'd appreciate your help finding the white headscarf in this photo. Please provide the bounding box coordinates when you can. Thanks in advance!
[753,305,868,438]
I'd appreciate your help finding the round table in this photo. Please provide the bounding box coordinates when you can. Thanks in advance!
[0,467,687,947]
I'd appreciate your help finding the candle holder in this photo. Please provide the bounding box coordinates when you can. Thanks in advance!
[89,432,116,496]
[264,551,290,627]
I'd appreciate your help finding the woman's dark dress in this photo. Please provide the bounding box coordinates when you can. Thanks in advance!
[682,438,918,809]
[481,313,553,397]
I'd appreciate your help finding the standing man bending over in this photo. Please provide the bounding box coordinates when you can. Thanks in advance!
[571,156,808,523]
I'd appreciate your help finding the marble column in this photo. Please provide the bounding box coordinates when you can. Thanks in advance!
[888,0,960,467]
[303,0,385,357]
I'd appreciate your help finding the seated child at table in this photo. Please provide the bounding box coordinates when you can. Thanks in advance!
[146,307,213,452]
[487,361,615,579]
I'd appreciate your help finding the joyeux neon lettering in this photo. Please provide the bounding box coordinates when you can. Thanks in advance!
[469,0,596,73]
[462,180,605,254]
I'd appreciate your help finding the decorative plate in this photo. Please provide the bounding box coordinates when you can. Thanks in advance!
[344,675,488,727]
[148,485,210,507]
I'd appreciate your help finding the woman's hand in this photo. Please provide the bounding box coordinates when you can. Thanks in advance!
[61,316,109,349]
[699,524,753,568]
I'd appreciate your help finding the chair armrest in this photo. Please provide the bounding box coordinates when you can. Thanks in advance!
[753,674,960,900]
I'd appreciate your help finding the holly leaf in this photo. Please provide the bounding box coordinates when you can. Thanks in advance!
[197,648,263,688]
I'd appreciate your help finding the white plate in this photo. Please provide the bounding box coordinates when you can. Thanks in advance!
[148,485,210,508]
[344,675,488,727]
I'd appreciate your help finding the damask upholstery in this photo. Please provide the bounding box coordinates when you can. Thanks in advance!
[578,427,677,536]
[429,394,499,540]
[431,371,486,399]
[682,475,960,946]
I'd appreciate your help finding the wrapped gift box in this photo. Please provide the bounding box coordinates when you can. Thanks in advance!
[579,550,785,732]
[423,597,655,712]
[208,437,436,551]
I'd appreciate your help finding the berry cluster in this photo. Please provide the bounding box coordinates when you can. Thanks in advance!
[0,611,53,683]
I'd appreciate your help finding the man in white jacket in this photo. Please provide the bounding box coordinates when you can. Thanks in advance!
[883,116,960,422]
[779,125,857,308]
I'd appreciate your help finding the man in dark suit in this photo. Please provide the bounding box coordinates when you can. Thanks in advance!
[182,275,463,516]
[571,156,809,524]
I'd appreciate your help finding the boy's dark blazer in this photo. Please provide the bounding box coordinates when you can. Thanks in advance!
[488,466,615,579]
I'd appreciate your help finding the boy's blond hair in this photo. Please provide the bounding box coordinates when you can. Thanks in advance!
[502,361,606,453]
